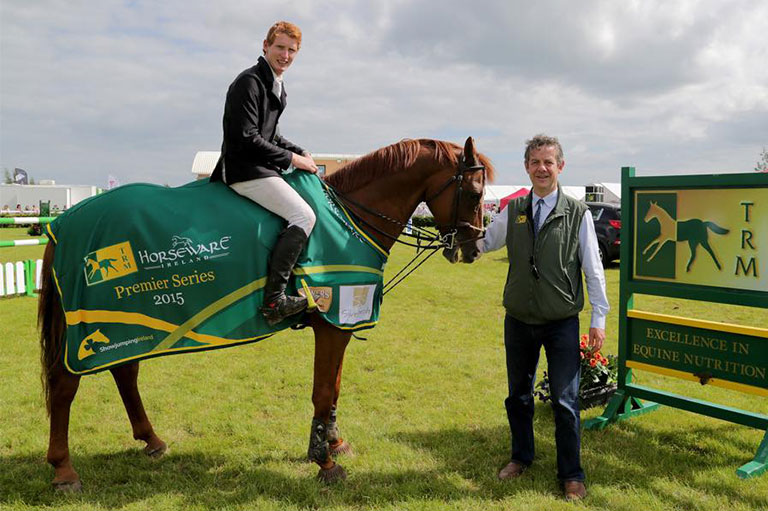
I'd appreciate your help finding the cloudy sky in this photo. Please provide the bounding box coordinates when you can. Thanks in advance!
[1,1,766,187]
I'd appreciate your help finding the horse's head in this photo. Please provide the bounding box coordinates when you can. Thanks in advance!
[425,137,490,264]
[644,201,658,223]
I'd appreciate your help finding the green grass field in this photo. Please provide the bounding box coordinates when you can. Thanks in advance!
[0,240,766,511]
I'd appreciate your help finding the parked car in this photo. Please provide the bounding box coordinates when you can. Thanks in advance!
[586,202,621,265]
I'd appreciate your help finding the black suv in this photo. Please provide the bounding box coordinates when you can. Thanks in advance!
[586,202,621,265]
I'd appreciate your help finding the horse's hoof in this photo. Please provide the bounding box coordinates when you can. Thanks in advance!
[330,439,353,457]
[144,441,168,458]
[52,480,82,492]
[316,463,347,483]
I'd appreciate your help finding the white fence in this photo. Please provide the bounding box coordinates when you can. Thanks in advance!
[0,215,50,297]
[0,259,43,297]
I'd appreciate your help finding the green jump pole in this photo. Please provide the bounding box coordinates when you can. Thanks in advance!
[0,239,49,248]
[0,217,56,225]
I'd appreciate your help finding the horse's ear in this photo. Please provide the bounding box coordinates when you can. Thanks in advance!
[463,136,477,162]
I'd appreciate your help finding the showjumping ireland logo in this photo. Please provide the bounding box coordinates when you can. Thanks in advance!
[77,329,111,360]
[83,241,138,286]
[635,193,730,279]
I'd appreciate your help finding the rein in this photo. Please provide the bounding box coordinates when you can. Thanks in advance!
[323,154,486,296]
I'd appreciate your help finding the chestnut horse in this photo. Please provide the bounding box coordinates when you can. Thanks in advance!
[38,137,494,490]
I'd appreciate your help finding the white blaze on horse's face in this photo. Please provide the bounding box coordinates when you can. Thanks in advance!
[525,145,563,197]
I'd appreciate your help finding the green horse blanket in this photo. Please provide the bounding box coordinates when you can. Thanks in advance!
[47,172,388,375]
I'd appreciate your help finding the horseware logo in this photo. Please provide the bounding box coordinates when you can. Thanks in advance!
[83,241,138,286]
[78,329,111,360]
[638,195,729,277]
[136,233,232,269]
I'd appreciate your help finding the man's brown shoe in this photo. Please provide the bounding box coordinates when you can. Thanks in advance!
[563,480,587,501]
[498,461,526,480]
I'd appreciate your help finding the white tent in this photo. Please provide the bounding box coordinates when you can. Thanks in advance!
[191,151,221,179]
[486,184,587,203]
[561,186,586,201]
[584,182,621,203]
[484,185,529,206]
[601,182,621,203]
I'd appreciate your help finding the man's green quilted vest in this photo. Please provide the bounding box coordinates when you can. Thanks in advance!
[503,187,587,325]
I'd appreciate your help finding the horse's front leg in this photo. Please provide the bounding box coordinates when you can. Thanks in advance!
[327,358,353,456]
[646,238,670,262]
[309,318,351,482]
[47,365,82,491]
[642,238,659,255]
[111,362,167,457]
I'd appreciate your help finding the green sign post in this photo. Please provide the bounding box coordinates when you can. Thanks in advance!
[584,167,768,479]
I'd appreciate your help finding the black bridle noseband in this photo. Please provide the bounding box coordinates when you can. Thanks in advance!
[324,154,486,295]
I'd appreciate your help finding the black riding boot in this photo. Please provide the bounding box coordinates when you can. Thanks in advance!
[261,225,309,326]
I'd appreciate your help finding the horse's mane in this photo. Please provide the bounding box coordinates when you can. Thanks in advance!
[325,139,495,193]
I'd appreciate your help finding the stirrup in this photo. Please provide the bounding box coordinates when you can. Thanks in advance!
[261,294,308,326]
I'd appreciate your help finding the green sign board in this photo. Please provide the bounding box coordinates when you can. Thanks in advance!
[584,167,768,480]
[627,311,768,392]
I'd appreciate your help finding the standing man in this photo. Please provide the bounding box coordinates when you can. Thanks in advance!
[210,21,319,326]
[481,134,609,501]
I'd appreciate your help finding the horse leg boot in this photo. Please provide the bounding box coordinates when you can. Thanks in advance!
[47,367,82,492]
[327,405,352,456]
[261,225,309,326]
[111,363,167,458]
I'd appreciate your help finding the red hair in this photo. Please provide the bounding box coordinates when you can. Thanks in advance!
[265,21,302,49]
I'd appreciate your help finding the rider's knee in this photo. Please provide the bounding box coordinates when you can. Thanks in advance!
[291,205,316,236]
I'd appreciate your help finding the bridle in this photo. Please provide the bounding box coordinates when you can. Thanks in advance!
[424,153,487,250]
[324,153,487,295]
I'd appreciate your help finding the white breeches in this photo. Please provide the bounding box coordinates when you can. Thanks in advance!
[230,177,316,236]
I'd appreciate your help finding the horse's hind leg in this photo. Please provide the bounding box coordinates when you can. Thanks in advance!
[328,357,353,456]
[700,239,722,270]
[111,362,167,457]
[47,366,82,491]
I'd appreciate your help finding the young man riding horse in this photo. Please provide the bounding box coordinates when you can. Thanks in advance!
[210,21,318,326]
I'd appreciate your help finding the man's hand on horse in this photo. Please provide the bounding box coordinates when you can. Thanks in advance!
[292,152,318,174]
[588,327,605,354]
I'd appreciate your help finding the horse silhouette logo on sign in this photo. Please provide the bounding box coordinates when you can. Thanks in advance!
[642,201,729,272]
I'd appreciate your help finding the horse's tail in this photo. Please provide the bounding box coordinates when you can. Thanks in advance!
[705,222,729,235]
[38,242,66,415]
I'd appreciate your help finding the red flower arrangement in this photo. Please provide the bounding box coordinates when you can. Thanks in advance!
[535,334,618,408]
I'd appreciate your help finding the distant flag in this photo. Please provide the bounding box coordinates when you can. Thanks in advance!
[13,168,28,184]
[107,175,120,189]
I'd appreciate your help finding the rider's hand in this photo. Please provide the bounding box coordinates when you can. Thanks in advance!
[292,152,318,174]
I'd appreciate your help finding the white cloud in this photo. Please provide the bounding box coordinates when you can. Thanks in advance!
[1,0,766,187]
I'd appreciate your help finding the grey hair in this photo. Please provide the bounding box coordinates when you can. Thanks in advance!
[524,134,564,164]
